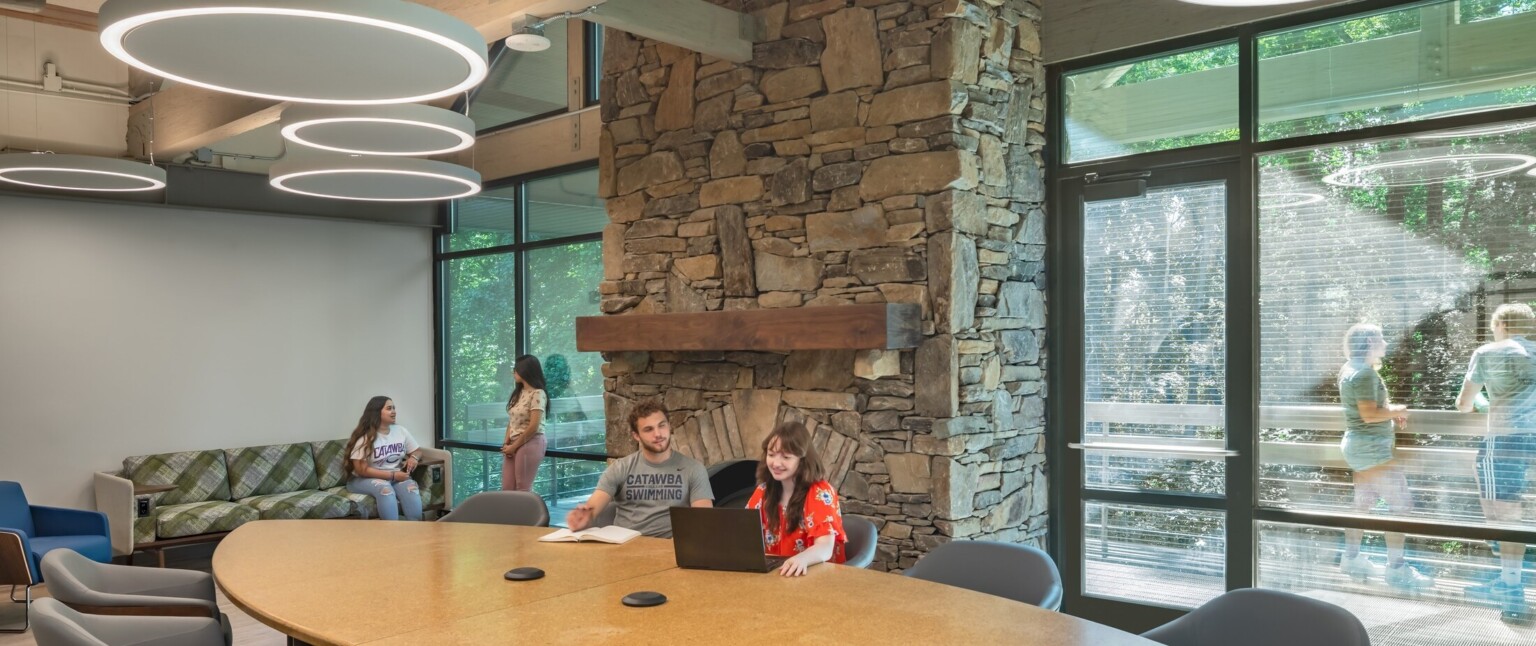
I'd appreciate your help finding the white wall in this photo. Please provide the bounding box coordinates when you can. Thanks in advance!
[0,195,435,509]
[1043,0,1357,63]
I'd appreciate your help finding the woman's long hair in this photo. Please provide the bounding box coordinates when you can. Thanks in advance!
[506,355,548,409]
[342,396,391,480]
[755,422,825,535]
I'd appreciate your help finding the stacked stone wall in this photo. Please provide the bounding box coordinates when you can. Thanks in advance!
[598,0,1046,570]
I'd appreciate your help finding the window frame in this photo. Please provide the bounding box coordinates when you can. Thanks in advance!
[434,160,606,466]
[1048,0,1536,630]
[452,19,602,138]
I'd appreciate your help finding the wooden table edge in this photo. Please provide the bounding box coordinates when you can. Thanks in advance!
[214,568,340,646]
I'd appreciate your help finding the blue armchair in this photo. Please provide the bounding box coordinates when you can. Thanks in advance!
[0,481,111,633]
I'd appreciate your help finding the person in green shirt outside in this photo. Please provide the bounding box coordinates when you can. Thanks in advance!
[1336,323,1434,591]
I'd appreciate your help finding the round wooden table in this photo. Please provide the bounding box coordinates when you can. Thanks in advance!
[213,520,1157,645]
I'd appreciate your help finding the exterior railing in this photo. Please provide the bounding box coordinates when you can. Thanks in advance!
[1077,401,1529,609]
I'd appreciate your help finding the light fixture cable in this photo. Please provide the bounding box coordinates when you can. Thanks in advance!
[518,5,599,33]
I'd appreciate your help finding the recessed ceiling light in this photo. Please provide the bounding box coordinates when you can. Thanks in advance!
[280,105,476,156]
[98,0,488,105]
[0,153,166,192]
[269,157,481,202]
[505,27,551,53]
[1323,153,1536,188]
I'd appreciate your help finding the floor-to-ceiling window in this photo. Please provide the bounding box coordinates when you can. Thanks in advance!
[437,165,605,518]
[1052,1,1536,643]
[436,16,604,521]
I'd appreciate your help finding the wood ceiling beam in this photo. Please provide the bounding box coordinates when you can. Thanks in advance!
[127,86,283,160]
[0,5,96,31]
[518,0,762,63]
[125,0,760,159]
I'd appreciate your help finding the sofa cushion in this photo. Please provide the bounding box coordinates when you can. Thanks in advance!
[225,444,319,500]
[154,501,257,539]
[310,440,349,490]
[133,516,157,546]
[415,467,444,510]
[237,490,352,521]
[324,486,377,519]
[30,535,112,570]
[124,451,231,506]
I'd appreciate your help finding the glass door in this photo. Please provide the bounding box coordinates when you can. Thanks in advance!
[1053,162,1249,630]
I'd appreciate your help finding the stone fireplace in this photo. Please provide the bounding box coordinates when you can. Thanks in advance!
[594,0,1046,570]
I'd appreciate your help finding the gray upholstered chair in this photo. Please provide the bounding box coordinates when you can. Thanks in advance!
[902,540,1063,611]
[32,598,224,646]
[438,491,549,527]
[707,460,759,508]
[39,549,230,645]
[842,515,877,569]
[1141,588,1370,646]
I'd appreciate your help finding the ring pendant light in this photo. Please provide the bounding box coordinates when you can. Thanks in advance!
[98,0,488,105]
[280,104,476,156]
[0,153,166,192]
[1322,153,1536,188]
[269,157,481,202]
[1260,192,1325,208]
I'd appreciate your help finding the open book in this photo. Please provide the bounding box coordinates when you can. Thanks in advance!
[538,525,641,544]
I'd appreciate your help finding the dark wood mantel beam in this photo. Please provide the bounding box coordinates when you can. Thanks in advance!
[576,304,923,352]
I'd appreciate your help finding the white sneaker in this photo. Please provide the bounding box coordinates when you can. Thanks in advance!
[1340,554,1383,581]
[1386,564,1435,591]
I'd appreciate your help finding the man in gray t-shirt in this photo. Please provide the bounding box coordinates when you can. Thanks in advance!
[566,400,713,538]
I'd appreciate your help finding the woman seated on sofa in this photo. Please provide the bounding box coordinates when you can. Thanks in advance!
[746,421,847,576]
[344,396,424,521]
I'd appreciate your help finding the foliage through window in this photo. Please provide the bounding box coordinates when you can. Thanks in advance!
[1065,43,1239,163]
[438,166,605,522]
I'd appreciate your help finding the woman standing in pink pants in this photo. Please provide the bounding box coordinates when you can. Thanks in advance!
[501,355,548,491]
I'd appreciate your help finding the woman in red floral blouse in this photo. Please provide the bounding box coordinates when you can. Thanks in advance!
[746,421,846,576]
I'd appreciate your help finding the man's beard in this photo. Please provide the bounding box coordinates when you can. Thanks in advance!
[641,437,670,455]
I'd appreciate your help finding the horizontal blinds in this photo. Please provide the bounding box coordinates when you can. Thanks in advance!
[455,194,517,233]
[1256,121,1536,530]
[1084,181,1228,410]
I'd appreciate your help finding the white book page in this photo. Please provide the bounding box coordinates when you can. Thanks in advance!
[537,528,579,542]
[538,526,640,544]
[579,525,641,544]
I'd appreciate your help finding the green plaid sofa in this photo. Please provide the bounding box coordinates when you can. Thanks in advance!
[93,440,452,558]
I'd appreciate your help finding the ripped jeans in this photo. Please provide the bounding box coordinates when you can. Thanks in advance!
[347,475,423,521]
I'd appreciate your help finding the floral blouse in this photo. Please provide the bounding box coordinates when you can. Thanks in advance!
[746,480,847,564]
[505,388,546,442]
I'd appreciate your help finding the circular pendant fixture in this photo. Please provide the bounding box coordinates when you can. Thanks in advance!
[1260,192,1325,208]
[269,157,481,202]
[1415,120,1536,140]
[280,104,476,156]
[1323,152,1536,188]
[98,0,488,105]
[0,153,166,192]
